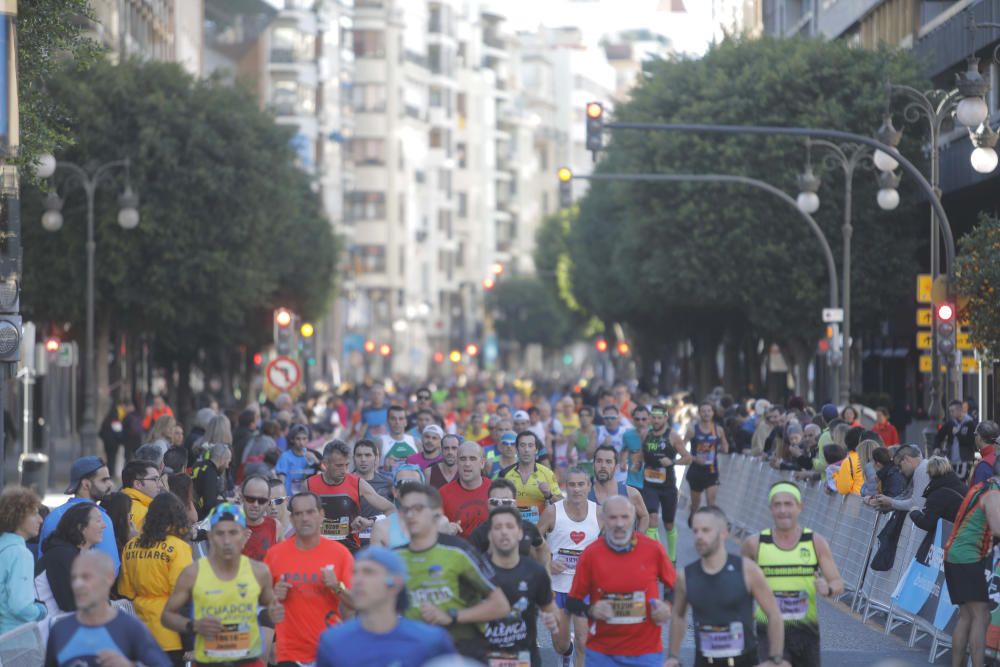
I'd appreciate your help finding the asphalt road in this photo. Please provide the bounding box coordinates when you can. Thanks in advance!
[537,510,940,667]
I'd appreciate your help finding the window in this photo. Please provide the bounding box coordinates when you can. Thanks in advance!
[351,83,386,112]
[456,142,466,169]
[351,245,386,273]
[353,30,385,58]
[458,192,467,218]
[345,192,386,220]
[438,169,452,195]
[429,128,447,149]
[349,138,386,165]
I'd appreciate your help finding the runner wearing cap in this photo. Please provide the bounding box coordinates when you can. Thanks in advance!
[162,503,285,667]
[406,424,445,469]
[314,546,456,667]
[39,456,119,572]
[490,430,519,477]
[498,431,563,525]
[371,464,436,548]
[741,481,843,667]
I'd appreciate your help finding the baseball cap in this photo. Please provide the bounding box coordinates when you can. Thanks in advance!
[422,424,445,438]
[499,431,517,446]
[208,502,247,529]
[513,410,530,421]
[66,456,105,494]
[288,423,311,440]
[393,463,426,486]
[356,546,410,612]
[820,403,838,422]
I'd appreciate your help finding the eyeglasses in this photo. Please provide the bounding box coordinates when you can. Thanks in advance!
[243,496,270,506]
[400,503,429,515]
[417,394,431,400]
[270,497,287,506]
[137,477,161,483]
[488,498,517,507]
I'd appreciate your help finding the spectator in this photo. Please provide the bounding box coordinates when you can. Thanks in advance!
[191,442,232,519]
[44,551,170,667]
[871,447,907,499]
[0,487,47,634]
[822,444,847,494]
[935,399,977,480]
[834,427,865,495]
[40,456,118,573]
[122,392,146,466]
[194,414,234,467]
[162,446,187,475]
[858,439,880,496]
[142,394,174,432]
[144,414,177,456]
[133,443,165,474]
[240,419,279,481]
[98,491,136,566]
[182,407,216,455]
[841,405,861,427]
[121,460,164,532]
[99,402,129,479]
[167,472,199,526]
[871,445,930,512]
[275,423,319,495]
[751,404,781,456]
[910,456,967,562]
[873,407,900,446]
[36,503,106,613]
[232,408,259,465]
[970,421,1000,488]
[117,492,193,661]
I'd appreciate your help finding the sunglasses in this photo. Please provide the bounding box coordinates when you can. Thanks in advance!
[488,498,517,507]
[270,497,287,506]
[242,496,270,506]
[417,394,431,400]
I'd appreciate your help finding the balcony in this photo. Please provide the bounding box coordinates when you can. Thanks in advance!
[270,47,296,63]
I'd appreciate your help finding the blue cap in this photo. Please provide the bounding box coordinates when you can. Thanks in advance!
[499,431,517,446]
[356,546,410,613]
[821,403,838,422]
[66,456,105,494]
[208,502,247,529]
[393,463,425,485]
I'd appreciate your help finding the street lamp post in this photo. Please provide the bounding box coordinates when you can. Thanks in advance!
[37,157,139,457]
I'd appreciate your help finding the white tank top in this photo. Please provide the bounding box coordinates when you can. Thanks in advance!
[548,499,601,593]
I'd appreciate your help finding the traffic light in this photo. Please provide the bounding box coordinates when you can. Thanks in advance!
[466,343,480,357]
[585,102,604,156]
[482,277,496,290]
[491,263,504,276]
[379,343,392,357]
[273,308,294,355]
[252,352,263,367]
[595,338,609,353]
[44,337,60,353]
[433,351,445,364]
[936,302,956,360]
[449,349,462,363]
[0,277,20,364]
[825,323,842,365]
[364,340,376,354]
[616,341,630,356]
[300,322,317,366]
[558,167,572,209]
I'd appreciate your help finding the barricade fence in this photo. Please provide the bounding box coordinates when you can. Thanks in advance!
[695,453,956,664]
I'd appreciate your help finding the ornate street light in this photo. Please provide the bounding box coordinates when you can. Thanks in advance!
[876,170,901,211]
[971,123,1000,174]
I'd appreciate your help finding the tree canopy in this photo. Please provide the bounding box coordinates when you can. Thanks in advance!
[956,214,1000,359]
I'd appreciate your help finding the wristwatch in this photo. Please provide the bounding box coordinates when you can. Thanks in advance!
[447,608,460,625]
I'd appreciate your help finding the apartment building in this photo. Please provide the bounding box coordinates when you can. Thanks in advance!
[90,0,204,75]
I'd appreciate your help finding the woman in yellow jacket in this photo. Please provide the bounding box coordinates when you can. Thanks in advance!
[834,427,865,495]
[118,491,193,664]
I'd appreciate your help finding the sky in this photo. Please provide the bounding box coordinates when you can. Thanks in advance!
[503,0,717,57]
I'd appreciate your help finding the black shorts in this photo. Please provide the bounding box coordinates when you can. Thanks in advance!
[687,464,720,492]
[641,482,678,523]
[757,624,820,667]
[694,652,757,667]
[945,558,991,604]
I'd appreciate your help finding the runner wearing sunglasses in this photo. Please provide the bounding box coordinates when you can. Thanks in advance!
[468,479,547,564]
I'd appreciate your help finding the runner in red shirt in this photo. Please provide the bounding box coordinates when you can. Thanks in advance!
[440,442,490,538]
[567,495,675,666]
[240,475,279,561]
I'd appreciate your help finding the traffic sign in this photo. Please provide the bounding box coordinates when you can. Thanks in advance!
[822,308,844,323]
[957,332,973,351]
[916,274,932,304]
[918,355,946,374]
[916,308,931,327]
[265,356,302,392]
[916,331,932,350]
[962,356,979,374]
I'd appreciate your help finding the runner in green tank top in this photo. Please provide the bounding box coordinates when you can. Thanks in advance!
[741,482,843,667]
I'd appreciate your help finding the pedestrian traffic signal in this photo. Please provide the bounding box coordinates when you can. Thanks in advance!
[273,308,295,355]
[585,102,604,156]
[595,338,609,353]
[558,167,573,209]
[936,303,956,359]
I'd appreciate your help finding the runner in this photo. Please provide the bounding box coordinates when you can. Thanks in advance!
[538,467,602,667]
[685,400,730,524]
[596,406,630,483]
[45,551,170,667]
[741,481,844,667]
[498,431,563,525]
[565,495,674,667]
[641,404,691,559]
[406,408,435,443]
[381,405,418,470]
[314,546,456,667]
[370,464,431,548]
[624,405,649,491]
[162,503,285,667]
[395,482,511,661]
[588,445,649,534]
[354,438,393,511]
[469,479,548,564]
[406,424,445,469]
[944,457,1000,667]
[490,430,518,477]
[485,506,570,667]
[264,491,355,666]
[665,506,788,667]
[306,439,395,552]
[275,426,319,496]
[240,475,280,561]
[427,433,460,488]
[440,441,490,538]
[572,406,599,477]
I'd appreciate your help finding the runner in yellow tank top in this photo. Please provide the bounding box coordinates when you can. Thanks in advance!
[162,503,285,667]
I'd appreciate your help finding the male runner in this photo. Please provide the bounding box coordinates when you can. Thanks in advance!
[163,503,284,667]
[440,441,490,538]
[427,433,460,488]
[307,439,395,552]
[538,467,602,667]
[589,445,649,533]
[469,479,548,564]
[370,464,432,548]
[491,430,518,477]
[241,475,280,561]
[566,496,674,667]
[666,506,787,667]
[395,483,510,660]
[485,506,570,667]
[596,406,630,483]
[625,405,649,490]
[406,424,445,469]
[642,404,691,559]
[381,405,418,470]
[741,482,844,667]
[354,439,394,543]
[685,401,730,524]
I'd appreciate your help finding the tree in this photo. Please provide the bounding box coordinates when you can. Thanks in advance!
[955,214,1000,359]
[566,36,927,396]
[488,276,578,350]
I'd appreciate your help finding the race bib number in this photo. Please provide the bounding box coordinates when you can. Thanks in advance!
[486,651,531,667]
[698,622,745,658]
[700,448,716,466]
[322,516,351,540]
[644,468,667,483]
[519,506,540,525]
[203,622,252,659]
[604,591,646,624]
[775,590,809,621]
[556,547,582,571]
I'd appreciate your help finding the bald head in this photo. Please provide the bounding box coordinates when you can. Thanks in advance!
[602,494,634,518]
[602,495,636,548]
[72,550,116,611]
[75,549,115,577]
[457,440,485,484]
[458,441,482,458]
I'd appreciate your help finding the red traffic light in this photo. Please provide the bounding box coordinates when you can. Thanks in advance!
[617,341,631,356]
[586,102,604,119]
[936,304,955,322]
[364,340,376,354]
[482,277,496,290]
[595,338,609,353]
[275,308,292,328]
[379,343,392,357]
[44,338,60,353]
[466,343,480,357]
[252,352,263,366]
[433,351,444,364]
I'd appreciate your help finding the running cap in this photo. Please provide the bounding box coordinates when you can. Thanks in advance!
[209,502,247,528]
[356,546,411,612]
[393,463,426,485]
[768,481,802,504]
[499,431,517,445]
[513,410,530,421]
[422,424,445,438]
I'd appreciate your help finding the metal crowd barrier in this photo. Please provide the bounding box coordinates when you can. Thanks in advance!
[697,453,950,663]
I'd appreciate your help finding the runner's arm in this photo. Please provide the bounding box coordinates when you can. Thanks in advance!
[666,568,688,659]
[718,427,730,454]
[538,504,556,537]
[360,479,396,514]
[739,534,759,561]
[541,599,571,654]
[983,491,1000,536]
[161,564,198,633]
[813,533,844,597]
[453,587,510,624]
[744,557,784,659]
[370,518,389,547]
[628,486,650,533]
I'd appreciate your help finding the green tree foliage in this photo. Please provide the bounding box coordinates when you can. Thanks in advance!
[20,59,337,360]
[567,37,927,385]
[488,276,578,349]
[956,214,1000,359]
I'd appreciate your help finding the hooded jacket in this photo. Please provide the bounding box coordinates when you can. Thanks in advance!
[0,532,46,634]
[910,471,968,563]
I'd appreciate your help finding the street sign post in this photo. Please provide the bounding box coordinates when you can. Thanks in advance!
[916,274,932,304]
[917,331,932,350]
[265,355,302,398]
[822,308,844,323]
[916,308,931,327]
